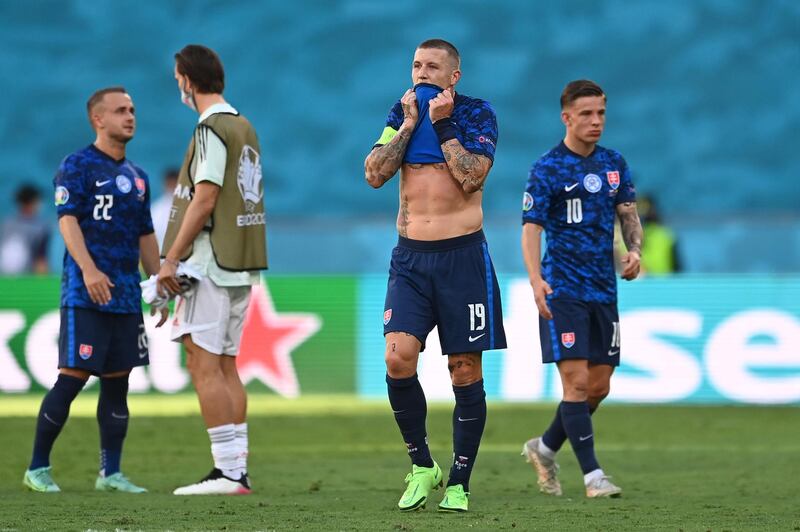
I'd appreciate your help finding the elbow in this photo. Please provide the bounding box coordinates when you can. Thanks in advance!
[197,197,217,217]
[364,164,389,189]
[462,182,481,194]
[365,172,383,189]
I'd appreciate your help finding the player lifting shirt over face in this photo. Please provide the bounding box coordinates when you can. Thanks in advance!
[364,38,506,514]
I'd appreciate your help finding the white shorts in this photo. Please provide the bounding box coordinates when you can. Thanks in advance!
[170,277,252,356]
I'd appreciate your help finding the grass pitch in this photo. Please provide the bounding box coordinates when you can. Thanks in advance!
[0,395,798,531]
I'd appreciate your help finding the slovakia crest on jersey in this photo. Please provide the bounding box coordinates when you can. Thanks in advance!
[79,343,93,360]
[383,309,392,325]
[561,332,575,349]
[134,177,146,199]
[606,171,620,190]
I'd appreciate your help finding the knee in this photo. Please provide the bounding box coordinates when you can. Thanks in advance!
[186,352,222,384]
[385,350,417,378]
[561,371,589,401]
[588,382,610,406]
[448,355,482,386]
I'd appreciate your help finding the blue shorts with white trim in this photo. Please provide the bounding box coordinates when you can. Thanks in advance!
[58,307,149,375]
[383,229,507,355]
[539,298,620,367]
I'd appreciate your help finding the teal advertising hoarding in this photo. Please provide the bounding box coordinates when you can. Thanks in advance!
[357,275,800,404]
[1,275,798,404]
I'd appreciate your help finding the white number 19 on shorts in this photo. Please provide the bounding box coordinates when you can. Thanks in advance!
[467,303,486,332]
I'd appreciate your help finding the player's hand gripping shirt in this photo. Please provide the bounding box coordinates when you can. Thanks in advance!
[374,90,498,162]
[54,144,154,313]
[522,142,636,303]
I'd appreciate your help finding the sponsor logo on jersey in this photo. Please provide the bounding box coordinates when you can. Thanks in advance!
[54,186,69,206]
[383,309,392,325]
[116,175,132,194]
[607,171,620,190]
[522,192,534,211]
[584,173,602,193]
[79,343,93,360]
[134,177,146,199]
[561,332,575,349]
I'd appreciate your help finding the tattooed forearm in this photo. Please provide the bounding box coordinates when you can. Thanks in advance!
[441,139,490,193]
[398,197,411,237]
[364,128,413,188]
[617,202,643,255]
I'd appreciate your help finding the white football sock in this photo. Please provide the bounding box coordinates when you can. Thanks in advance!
[208,424,243,479]
[234,422,249,472]
[538,439,557,460]
[584,468,605,485]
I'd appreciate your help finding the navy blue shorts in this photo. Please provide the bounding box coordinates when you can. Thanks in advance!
[383,230,506,355]
[539,298,620,366]
[58,307,149,375]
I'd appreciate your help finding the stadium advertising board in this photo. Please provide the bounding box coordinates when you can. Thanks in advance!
[0,276,354,396]
[358,275,800,404]
[1,276,798,404]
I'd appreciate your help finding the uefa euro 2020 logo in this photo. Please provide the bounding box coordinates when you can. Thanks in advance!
[237,145,263,213]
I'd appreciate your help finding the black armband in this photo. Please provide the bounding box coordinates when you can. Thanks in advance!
[432,118,459,144]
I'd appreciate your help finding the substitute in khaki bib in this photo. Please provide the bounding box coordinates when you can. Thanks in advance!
[159,44,267,496]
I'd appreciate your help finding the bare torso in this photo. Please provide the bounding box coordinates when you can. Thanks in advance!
[397,162,483,240]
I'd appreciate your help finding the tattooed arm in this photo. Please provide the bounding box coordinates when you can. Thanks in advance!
[428,88,494,194]
[441,140,492,193]
[365,90,418,188]
[616,201,643,280]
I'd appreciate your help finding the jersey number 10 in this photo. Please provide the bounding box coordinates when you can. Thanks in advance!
[566,198,583,224]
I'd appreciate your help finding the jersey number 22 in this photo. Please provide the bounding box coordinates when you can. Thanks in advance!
[93,194,114,220]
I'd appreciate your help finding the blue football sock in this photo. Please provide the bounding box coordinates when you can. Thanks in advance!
[386,374,433,468]
[560,400,601,474]
[542,402,597,452]
[30,373,86,470]
[447,379,486,492]
[97,375,130,476]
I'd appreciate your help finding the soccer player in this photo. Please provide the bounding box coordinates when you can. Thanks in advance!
[23,87,166,493]
[520,80,642,498]
[158,44,267,495]
[364,39,506,513]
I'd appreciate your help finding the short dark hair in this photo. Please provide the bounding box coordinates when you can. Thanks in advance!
[86,86,127,117]
[174,45,225,94]
[561,79,605,109]
[15,184,41,206]
[417,38,460,66]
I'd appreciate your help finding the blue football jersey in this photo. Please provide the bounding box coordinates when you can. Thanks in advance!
[378,92,498,161]
[54,144,154,313]
[522,141,636,303]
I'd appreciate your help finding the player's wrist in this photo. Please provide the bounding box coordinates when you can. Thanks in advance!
[164,257,180,267]
[432,117,458,144]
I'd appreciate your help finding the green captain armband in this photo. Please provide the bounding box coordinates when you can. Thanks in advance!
[374,126,399,146]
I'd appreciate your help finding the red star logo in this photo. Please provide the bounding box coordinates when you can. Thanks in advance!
[236,284,321,397]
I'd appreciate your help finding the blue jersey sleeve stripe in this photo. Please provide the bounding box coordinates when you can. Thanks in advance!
[482,242,495,349]
[67,307,75,367]
[548,319,561,361]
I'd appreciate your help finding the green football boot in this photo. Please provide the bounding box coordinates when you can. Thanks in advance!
[23,466,61,493]
[95,472,148,493]
[398,461,443,511]
[438,484,469,513]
